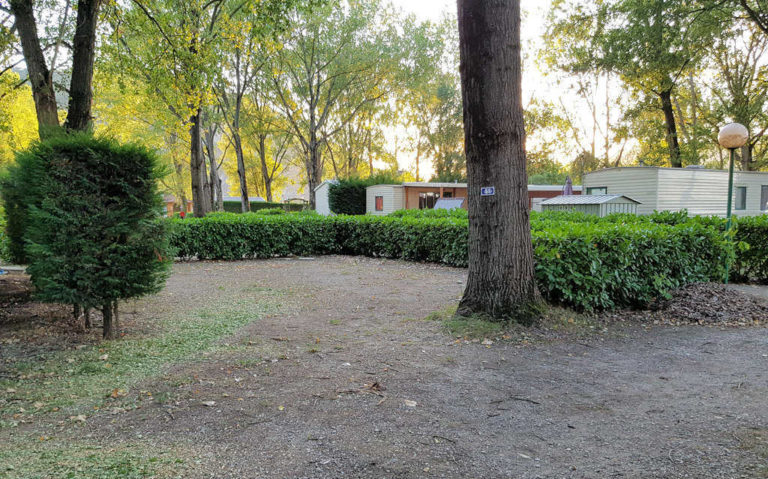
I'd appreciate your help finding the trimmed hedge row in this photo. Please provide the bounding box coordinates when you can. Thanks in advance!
[222,200,305,213]
[169,212,732,311]
[531,210,768,284]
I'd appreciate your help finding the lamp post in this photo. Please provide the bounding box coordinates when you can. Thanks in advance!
[717,122,749,284]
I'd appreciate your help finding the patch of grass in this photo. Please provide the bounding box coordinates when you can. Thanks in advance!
[425,304,458,322]
[243,284,283,296]
[444,315,505,339]
[736,428,768,477]
[425,303,600,341]
[0,298,277,428]
[0,439,191,479]
[329,319,341,325]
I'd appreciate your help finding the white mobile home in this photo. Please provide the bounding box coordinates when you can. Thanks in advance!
[583,166,768,216]
[366,184,405,215]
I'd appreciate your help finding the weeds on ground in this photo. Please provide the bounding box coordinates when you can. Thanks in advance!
[736,428,768,478]
[0,298,277,428]
[426,303,603,341]
[0,439,191,479]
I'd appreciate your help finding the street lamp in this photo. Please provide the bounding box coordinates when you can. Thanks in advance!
[717,122,749,284]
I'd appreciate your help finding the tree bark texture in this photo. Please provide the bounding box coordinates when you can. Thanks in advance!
[9,0,60,135]
[659,89,682,167]
[455,0,541,324]
[189,110,211,217]
[741,143,753,171]
[102,303,114,339]
[64,0,101,131]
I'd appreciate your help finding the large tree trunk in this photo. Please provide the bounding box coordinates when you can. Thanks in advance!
[659,89,682,168]
[10,0,60,135]
[455,0,541,325]
[64,0,101,131]
[189,110,210,217]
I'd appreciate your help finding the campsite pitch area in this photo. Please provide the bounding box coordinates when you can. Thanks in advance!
[1,256,767,478]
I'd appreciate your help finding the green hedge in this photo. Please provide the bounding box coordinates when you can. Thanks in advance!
[222,200,304,213]
[328,173,401,215]
[389,208,468,219]
[168,212,734,311]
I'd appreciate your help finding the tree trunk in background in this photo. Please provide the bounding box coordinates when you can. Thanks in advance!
[659,89,682,167]
[102,303,114,340]
[741,141,753,171]
[203,126,222,211]
[208,152,219,211]
[189,110,210,217]
[64,0,101,131]
[455,0,541,325]
[307,136,322,209]
[10,0,60,135]
[113,301,119,337]
[232,132,250,212]
[259,135,274,202]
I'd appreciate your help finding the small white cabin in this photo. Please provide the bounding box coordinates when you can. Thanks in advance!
[583,166,768,216]
[314,180,338,216]
[366,184,405,215]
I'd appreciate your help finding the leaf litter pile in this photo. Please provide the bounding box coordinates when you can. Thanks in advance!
[603,282,768,326]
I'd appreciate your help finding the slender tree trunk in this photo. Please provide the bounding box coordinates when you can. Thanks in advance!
[233,132,250,212]
[113,301,119,337]
[102,303,114,340]
[307,136,322,209]
[84,308,91,329]
[659,89,682,167]
[9,0,60,135]
[189,110,210,217]
[456,0,541,324]
[258,135,273,202]
[203,127,222,211]
[64,0,101,131]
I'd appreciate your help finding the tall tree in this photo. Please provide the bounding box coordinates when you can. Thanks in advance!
[110,0,303,216]
[709,21,768,170]
[267,0,406,208]
[455,0,541,324]
[599,0,721,167]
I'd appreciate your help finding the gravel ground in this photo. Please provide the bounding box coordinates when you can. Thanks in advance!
[62,256,766,479]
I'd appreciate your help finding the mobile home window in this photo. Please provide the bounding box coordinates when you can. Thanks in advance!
[762,185,768,211]
[735,186,747,211]
[586,187,607,195]
[375,196,384,211]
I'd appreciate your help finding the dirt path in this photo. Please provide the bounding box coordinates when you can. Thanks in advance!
[42,257,768,477]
